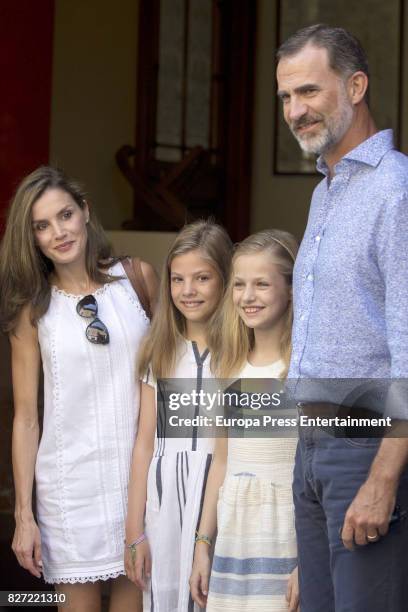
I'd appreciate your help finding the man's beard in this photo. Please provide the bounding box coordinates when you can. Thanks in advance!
[290,95,354,155]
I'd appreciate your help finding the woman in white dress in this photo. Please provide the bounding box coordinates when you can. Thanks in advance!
[190,229,300,612]
[0,166,158,611]
[124,220,232,611]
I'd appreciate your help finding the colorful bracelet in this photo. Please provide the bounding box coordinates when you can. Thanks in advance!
[126,533,147,548]
[195,532,212,546]
[126,534,147,565]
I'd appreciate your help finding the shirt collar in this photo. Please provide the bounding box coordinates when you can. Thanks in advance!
[316,129,395,176]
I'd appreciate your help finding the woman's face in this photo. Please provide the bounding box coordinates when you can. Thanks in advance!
[31,188,89,268]
[170,249,223,326]
[232,251,291,331]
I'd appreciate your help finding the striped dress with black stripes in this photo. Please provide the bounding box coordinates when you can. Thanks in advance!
[142,340,214,612]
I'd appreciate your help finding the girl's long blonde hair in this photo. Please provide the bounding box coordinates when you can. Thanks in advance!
[210,229,299,378]
[138,219,233,379]
[0,166,116,333]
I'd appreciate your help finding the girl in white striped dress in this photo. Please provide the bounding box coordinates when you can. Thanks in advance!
[190,230,300,612]
[124,220,232,611]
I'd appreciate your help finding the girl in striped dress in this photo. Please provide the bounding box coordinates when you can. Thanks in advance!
[190,230,300,612]
[124,220,232,611]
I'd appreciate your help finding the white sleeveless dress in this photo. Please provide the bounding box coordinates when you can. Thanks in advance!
[36,261,149,584]
[207,360,298,611]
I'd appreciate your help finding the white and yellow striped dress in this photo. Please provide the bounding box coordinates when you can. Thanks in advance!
[207,360,297,611]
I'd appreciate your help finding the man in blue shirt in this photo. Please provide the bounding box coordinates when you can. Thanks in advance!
[276,24,408,611]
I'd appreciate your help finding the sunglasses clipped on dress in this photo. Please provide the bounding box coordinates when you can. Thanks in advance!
[76,294,110,345]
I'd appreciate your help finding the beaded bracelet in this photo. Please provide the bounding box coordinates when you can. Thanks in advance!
[195,532,212,546]
[126,534,147,564]
[127,533,147,548]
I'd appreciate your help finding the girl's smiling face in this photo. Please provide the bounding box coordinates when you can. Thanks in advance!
[232,251,291,330]
[31,188,89,267]
[170,249,223,326]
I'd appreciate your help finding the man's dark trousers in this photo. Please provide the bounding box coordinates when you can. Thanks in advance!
[293,429,408,612]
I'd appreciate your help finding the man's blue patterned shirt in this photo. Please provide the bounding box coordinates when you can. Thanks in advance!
[289,129,408,379]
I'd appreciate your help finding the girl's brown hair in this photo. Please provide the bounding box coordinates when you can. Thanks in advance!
[138,219,233,379]
[0,166,115,332]
[210,229,299,378]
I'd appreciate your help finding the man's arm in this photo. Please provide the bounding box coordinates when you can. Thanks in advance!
[342,189,408,550]
[341,436,408,549]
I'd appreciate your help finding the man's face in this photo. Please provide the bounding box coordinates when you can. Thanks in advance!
[276,44,354,155]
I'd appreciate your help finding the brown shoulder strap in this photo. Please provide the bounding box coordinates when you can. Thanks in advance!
[122,257,152,320]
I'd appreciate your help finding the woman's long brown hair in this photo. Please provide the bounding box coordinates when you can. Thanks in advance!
[0,166,116,332]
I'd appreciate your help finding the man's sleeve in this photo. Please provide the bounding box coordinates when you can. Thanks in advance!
[378,191,408,419]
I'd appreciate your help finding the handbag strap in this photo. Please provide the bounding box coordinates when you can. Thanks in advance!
[122,257,152,320]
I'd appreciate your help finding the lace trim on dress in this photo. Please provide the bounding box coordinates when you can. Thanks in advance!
[44,569,125,584]
[50,262,150,326]
[51,283,111,300]
[50,263,118,299]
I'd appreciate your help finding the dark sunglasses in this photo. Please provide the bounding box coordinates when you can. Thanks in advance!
[76,295,110,345]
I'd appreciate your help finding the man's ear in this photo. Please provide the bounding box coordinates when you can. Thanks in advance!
[347,71,368,105]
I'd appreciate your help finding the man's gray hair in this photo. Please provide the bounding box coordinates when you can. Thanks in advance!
[277,24,369,102]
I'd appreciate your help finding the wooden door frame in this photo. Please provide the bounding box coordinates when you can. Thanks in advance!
[133,0,256,241]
